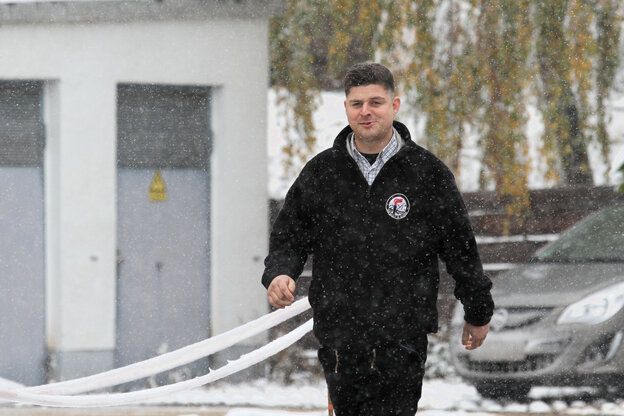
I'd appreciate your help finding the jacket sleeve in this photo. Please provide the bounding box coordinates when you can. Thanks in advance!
[435,166,494,327]
[261,170,313,289]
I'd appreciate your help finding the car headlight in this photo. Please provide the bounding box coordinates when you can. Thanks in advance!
[557,281,624,325]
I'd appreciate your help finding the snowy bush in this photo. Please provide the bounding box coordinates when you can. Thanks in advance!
[425,324,456,380]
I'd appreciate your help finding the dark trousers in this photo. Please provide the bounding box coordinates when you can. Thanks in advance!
[318,336,427,416]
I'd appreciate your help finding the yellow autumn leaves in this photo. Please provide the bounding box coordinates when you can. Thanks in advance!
[271,0,623,221]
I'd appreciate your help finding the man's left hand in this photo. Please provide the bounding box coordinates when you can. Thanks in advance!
[461,322,490,350]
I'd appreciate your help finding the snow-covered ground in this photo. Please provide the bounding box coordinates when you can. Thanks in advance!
[4,378,624,415]
[145,377,624,415]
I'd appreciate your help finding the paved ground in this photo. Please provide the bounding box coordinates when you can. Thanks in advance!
[0,409,617,416]
[4,407,624,416]
[0,406,232,416]
[0,407,618,416]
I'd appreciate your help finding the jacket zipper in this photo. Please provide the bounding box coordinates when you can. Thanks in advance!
[371,348,377,369]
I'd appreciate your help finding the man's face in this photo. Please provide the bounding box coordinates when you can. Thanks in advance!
[344,84,400,146]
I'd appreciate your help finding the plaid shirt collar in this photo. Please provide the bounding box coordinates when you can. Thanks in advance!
[347,128,401,185]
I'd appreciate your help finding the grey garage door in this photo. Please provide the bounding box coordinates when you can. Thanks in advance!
[0,81,46,385]
[115,84,211,385]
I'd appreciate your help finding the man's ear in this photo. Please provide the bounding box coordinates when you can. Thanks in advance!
[392,96,401,115]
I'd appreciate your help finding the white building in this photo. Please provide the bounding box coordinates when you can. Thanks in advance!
[0,0,280,384]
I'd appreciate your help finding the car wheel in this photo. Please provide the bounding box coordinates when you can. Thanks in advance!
[475,380,531,401]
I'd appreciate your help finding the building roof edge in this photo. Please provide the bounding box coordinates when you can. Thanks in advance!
[0,0,284,24]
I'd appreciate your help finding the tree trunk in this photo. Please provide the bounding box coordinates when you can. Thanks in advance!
[560,102,593,186]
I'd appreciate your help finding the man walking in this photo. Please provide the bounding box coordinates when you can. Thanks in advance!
[262,62,493,415]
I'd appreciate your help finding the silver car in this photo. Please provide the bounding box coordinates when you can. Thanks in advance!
[450,203,624,400]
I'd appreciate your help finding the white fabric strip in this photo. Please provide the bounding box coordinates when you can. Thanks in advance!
[0,319,314,407]
[21,297,311,395]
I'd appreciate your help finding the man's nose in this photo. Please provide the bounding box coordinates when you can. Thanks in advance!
[361,103,372,114]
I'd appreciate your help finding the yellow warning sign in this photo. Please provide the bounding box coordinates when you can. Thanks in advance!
[149,170,167,202]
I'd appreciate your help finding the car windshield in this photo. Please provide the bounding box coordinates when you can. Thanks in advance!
[534,204,624,263]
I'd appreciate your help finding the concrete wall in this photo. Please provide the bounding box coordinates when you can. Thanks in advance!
[0,0,277,380]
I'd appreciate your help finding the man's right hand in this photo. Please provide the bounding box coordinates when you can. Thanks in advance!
[267,274,296,309]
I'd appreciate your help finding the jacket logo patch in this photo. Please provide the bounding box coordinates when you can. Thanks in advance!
[386,193,410,219]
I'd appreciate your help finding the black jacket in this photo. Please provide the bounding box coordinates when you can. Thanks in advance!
[263,121,494,349]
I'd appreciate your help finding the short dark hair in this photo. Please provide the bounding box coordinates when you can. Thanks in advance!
[344,62,395,96]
